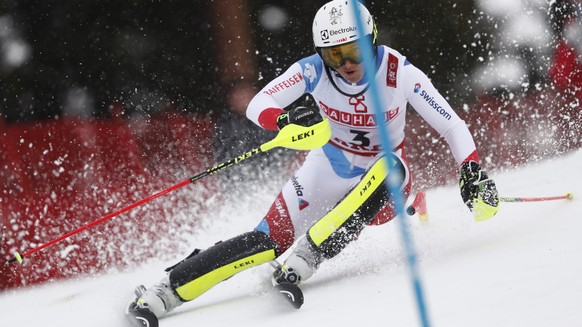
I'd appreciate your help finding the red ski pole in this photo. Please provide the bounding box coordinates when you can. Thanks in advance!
[499,193,574,203]
[7,178,191,264]
[405,192,574,222]
[6,119,332,265]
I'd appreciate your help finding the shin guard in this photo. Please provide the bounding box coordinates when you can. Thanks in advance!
[169,231,276,301]
[307,155,406,259]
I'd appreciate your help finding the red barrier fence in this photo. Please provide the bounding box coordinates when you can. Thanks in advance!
[1,112,217,290]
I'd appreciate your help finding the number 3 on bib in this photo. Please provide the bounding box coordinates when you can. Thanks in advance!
[350,129,371,147]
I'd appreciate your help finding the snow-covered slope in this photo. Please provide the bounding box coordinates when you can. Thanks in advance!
[1,149,580,327]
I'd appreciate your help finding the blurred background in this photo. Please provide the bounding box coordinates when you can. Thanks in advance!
[0,0,494,122]
[1,0,581,290]
[1,0,580,120]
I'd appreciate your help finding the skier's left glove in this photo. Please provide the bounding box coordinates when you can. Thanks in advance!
[459,161,500,221]
[276,106,323,130]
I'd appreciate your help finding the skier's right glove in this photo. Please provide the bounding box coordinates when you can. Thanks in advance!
[276,106,323,130]
[459,161,500,221]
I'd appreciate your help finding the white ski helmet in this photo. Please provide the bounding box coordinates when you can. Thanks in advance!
[312,0,377,48]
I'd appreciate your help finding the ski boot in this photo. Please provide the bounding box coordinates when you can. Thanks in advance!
[125,275,183,326]
[126,285,159,327]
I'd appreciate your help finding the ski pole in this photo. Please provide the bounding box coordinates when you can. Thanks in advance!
[406,191,428,222]
[6,119,332,265]
[499,192,573,203]
[406,192,574,218]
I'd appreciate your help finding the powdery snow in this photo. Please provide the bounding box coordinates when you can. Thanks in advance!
[1,149,580,327]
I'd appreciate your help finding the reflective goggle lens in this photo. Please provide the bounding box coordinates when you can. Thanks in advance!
[320,42,362,68]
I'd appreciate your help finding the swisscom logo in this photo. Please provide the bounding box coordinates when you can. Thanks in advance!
[414,83,421,93]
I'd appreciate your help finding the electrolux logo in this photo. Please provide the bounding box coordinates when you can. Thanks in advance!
[419,90,452,120]
[321,30,329,41]
[328,26,357,37]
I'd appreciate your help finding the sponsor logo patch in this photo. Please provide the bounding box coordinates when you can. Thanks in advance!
[298,198,310,211]
[303,63,317,83]
[349,95,367,113]
[386,53,398,87]
[319,101,399,127]
[329,6,343,25]
[291,176,304,196]
[262,72,304,96]
[419,90,452,120]
[414,83,421,93]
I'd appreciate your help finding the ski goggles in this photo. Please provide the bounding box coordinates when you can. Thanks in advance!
[319,41,363,69]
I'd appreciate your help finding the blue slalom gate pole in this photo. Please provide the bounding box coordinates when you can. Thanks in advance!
[348,2,431,326]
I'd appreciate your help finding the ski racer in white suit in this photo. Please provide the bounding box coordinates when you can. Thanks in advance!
[126,0,500,322]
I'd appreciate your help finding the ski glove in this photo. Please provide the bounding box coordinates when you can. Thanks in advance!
[459,161,500,221]
[276,106,323,130]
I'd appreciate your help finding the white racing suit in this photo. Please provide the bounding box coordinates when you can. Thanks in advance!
[152,46,478,312]
[246,45,477,263]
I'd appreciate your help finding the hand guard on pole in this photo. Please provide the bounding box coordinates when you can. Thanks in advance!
[459,161,500,221]
[276,106,323,130]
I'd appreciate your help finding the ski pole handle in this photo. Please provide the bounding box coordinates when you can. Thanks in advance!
[6,252,23,265]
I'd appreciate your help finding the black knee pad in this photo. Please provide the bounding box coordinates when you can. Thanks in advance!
[169,230,277,301]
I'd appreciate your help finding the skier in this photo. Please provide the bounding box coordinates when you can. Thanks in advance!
[126,0,499,324]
